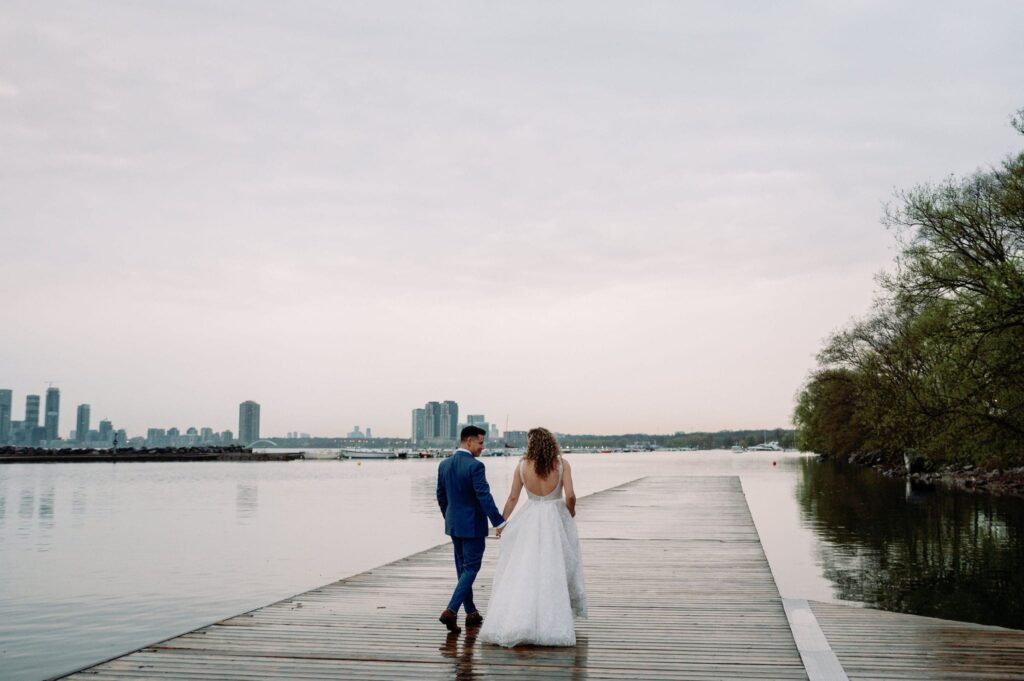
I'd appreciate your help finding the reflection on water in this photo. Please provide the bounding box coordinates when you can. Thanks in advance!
[412,472,441,516]
[19,488,34,519]
[72,485,87,527]
[235,483,259,520]
[442,629,589,680]
[798,458,1024,629]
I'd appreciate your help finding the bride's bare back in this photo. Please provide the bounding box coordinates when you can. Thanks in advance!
[501,456,577,519]
[522,458,562,497]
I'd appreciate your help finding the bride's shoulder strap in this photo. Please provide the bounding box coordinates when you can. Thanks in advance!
[518,457,526,481]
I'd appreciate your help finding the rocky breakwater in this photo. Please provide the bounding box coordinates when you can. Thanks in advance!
[0,445,305,463]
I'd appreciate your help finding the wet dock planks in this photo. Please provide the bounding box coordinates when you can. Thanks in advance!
[811,600,1024,681]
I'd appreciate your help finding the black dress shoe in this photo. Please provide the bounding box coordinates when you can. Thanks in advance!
[439,608,461,633]
[465,611,483,627]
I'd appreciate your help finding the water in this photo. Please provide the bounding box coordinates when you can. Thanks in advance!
[796,457,1024,628]
[1,452,1021,680]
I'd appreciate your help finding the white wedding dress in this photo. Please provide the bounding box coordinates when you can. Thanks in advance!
[479,457,587,647]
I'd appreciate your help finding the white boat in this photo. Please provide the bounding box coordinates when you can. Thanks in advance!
[748,441,783,452]
[337,448,399,460]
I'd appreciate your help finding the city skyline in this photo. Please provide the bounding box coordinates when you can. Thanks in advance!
[3,3,1022,437]
[0,381,799,442]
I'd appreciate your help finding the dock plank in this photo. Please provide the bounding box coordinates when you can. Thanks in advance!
[811,601,1024,681]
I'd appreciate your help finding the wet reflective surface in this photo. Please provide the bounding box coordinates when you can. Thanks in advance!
[1,452,1021,680]
[797,458,1024,629]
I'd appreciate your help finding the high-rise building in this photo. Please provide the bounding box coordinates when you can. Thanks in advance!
[425,401,441,440]
[442,401,459,440]
[76,404,91,444]
[0,389,11,444]
[411,408,426,444]
[239,401,260,445]
[167,427,180,447]
[415,401,460,443]
[200,427,214,443]
[504,430,528,447]
[44,387,60,442]
[98,420,113,445]
[467,414,486,426]
[25,394,40,429]
[366,427,372,439]
[146,428,166,447]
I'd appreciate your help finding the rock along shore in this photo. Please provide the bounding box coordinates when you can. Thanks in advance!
[839,451,1024,496]
[0,445,305,463]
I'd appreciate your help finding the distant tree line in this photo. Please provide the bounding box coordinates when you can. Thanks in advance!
[558,429,797,450]
[795,110,1024,470]
[268,431,798,450]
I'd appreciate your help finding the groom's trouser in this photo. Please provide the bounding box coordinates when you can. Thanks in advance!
[448,536,485,614]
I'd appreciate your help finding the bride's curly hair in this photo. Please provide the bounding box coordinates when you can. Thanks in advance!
[525,427,562,479]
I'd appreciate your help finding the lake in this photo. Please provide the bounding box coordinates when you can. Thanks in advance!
[1,451,1021,680]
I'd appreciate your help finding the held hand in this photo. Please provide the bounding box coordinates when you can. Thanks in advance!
[495,526,504,538]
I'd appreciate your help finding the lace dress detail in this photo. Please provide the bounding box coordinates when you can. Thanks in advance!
[478,458,588,647]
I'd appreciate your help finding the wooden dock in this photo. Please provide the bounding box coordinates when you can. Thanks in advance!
[58,476,1024,680]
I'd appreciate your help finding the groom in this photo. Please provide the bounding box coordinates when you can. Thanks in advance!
[436,425,506,633]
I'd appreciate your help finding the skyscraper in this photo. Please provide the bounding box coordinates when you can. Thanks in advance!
[44,387,60,442]
[98,419,113,445]
[411,408,425,444]
[415,400,461,443]
[0,389,11,444]
[76,404,91,444]
[146,428,166,447]
[425,401,441,440]
[239,401,260,445]
[442,400,459,440]
[25,394,40,429]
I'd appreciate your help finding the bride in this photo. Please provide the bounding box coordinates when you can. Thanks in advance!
[478,427,587,647]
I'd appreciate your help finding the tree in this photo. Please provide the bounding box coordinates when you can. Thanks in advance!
[798,109,1024,468]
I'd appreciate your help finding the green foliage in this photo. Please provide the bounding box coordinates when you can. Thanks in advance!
[797,109,1024,469]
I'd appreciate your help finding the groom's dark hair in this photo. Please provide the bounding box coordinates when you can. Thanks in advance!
[460,425,487,441]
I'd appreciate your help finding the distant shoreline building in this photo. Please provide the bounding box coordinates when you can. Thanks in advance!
[411,408,426,444]
[25,394,40,431]
[504,430,528,447]
[76,404,91,444]
[44,387,60,443]
[98,419,113,445]
[0,389,11,444]
[239,401,260,445]
[411,400,462,445]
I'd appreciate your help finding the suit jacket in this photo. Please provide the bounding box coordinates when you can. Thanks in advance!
[436,449,505,538]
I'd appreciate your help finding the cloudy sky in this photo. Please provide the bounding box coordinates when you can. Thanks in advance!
[2,1,1022,438]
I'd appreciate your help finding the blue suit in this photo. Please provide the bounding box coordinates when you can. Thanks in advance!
[436,449,505,614]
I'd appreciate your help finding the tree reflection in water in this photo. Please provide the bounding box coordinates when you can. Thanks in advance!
[798,458,1024,629]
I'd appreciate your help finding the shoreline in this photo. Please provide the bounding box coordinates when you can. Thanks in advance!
[840,452,1024,496]
[0,445,305,463]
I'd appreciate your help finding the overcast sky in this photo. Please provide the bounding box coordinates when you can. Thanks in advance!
[2,1,1022,438]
